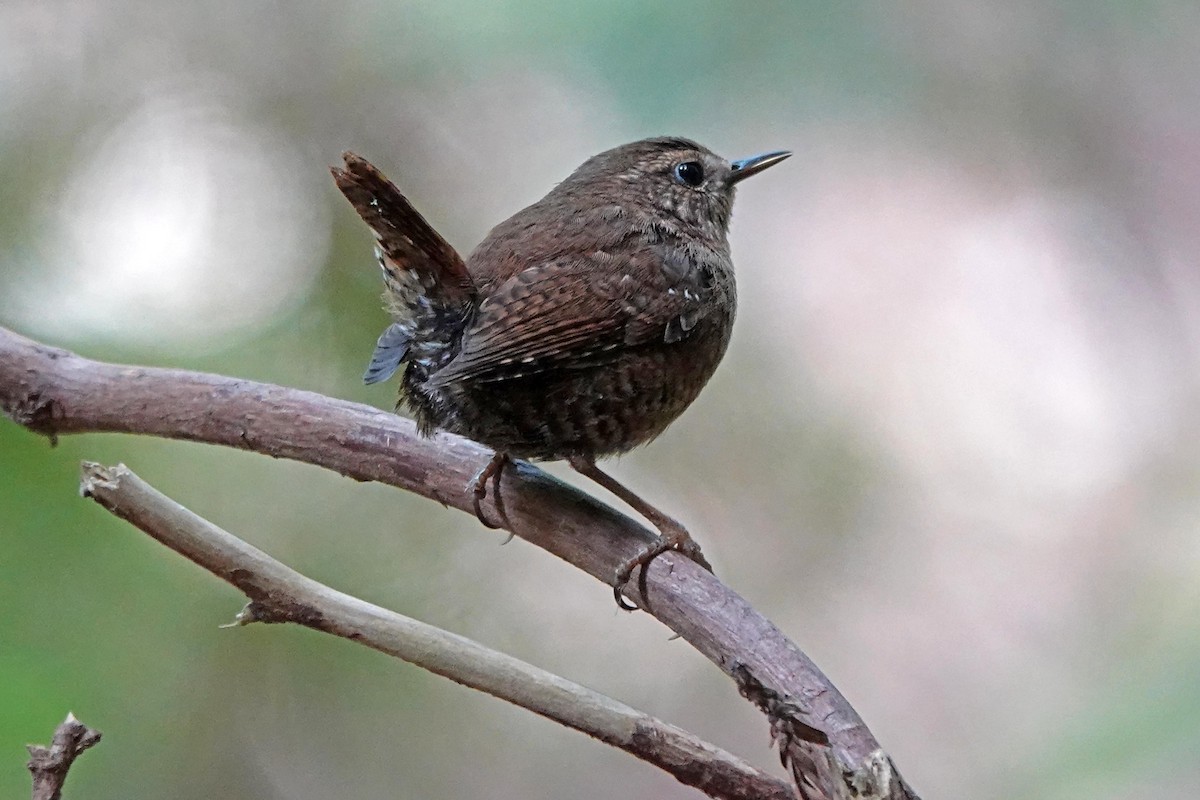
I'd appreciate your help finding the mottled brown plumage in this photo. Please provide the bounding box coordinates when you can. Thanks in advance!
[332,138,789,604]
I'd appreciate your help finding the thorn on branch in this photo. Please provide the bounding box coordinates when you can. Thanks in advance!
[26,713,101,800]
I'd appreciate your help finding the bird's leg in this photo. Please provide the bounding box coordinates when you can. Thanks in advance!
[471,451,512,534]
[567,455,712,610]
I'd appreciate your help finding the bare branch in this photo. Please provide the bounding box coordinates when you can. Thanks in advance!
[26,713,101,800]
[79,462,792,799]
[0,325,920,800]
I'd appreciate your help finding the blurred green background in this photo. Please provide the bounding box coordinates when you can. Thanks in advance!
[3,2,1199,798]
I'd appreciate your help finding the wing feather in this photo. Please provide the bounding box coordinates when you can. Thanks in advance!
[427,251,711,387]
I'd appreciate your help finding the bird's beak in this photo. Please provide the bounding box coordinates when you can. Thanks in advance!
[728,150,792,184]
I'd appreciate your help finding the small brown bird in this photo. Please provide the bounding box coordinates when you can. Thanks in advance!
[332,137,789,605]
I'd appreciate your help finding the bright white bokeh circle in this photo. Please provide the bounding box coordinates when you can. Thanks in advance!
[12,76,328,349]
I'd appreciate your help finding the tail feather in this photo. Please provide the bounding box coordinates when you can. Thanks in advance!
[331,152,474,301]
[362,323,410,385]
[332,152,476,382]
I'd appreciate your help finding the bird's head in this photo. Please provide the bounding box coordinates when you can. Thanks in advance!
[557,136,791,243]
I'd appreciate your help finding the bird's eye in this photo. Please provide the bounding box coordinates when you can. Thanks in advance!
[673,161,705,187]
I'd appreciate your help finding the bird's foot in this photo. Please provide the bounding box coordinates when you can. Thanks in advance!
[471,452,512,532]
[565,454,713,610]
[611,518,712,611]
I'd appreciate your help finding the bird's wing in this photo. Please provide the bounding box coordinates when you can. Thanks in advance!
[427,249,716,387]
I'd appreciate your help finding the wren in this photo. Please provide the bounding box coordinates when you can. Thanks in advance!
[332,137,789,607]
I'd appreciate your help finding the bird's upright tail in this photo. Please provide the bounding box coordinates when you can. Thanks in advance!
[331,153,477,384]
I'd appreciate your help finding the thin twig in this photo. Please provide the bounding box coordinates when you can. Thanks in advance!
[0,325,919,800]
[26,713,101,800]
[79,461,793,800]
